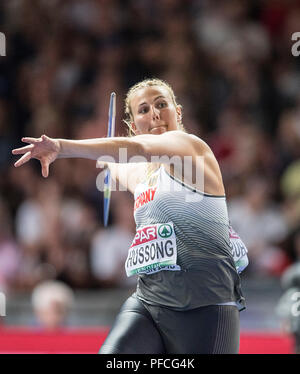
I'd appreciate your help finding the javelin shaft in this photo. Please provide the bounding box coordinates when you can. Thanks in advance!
[103,92,116,227]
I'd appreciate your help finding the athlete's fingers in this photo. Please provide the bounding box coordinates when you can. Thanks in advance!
[21,137,42,144]
[41,159,49,178]
[12,144,34,155]
[14,151,32,167]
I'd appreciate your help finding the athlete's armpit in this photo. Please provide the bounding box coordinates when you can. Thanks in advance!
[96,161,148,194]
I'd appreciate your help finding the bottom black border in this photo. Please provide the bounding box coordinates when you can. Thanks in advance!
[0,354,299,371]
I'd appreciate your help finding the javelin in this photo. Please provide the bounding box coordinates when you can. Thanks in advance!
[103,92,116,227]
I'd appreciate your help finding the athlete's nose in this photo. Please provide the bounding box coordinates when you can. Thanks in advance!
[151,106,160,121]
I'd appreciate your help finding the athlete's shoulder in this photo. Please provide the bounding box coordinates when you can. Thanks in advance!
[168,131,212,155]
[162,130,207,145]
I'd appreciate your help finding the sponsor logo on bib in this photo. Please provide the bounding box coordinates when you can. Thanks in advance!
[229,226,249,273]
[158,223,173,238]
[125,222,180,276]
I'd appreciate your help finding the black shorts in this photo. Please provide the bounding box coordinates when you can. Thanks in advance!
[99,294,240,354]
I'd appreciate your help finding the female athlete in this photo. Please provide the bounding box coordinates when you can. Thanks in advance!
[12,78,248,354]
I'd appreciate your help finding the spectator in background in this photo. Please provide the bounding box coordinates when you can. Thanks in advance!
[0,198,21,293]
[14,179,63,290]
[277,106,300,236]
[15,179,61,250]
[277,108,300,175]
[31,280,74,330]
[228,175,289,276]
[90,191,136,288]
[276,229,300,353]
[281,158,300,232]
[57,197,99,288]
[14,174,98,290]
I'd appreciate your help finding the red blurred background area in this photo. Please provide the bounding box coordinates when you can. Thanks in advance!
[0,327,294,354]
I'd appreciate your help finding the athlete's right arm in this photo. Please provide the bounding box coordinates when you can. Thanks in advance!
[11,134,148,189]
[11,131,218,193]
[11,134,145,178]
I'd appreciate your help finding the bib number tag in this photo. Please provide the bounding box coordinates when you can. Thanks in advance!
[229,226,249,273]
[125,222,179,277]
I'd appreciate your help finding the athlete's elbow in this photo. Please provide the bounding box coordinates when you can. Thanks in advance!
[128,138,150,162]
[138,141,152,162]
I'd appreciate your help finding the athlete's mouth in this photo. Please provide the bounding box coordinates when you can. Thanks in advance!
[150,125,167,134]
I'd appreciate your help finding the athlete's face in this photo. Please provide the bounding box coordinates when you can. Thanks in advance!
[129,86,182,135]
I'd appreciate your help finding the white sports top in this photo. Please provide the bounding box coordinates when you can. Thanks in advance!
[126,165,246,311]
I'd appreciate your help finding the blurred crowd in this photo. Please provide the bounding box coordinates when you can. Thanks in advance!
[0,0,300,295]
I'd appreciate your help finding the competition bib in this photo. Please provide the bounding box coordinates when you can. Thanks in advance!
[229,226,249,273]
[125,222,181,277]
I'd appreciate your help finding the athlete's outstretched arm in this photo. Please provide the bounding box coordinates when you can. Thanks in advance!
[11,131,208,178]
[58,130,207,162]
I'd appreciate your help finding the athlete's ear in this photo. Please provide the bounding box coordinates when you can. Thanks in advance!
[131,122,138,135]
[176,106,182,125]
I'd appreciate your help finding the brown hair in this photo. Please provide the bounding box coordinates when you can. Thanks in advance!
[123,78,185,136]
